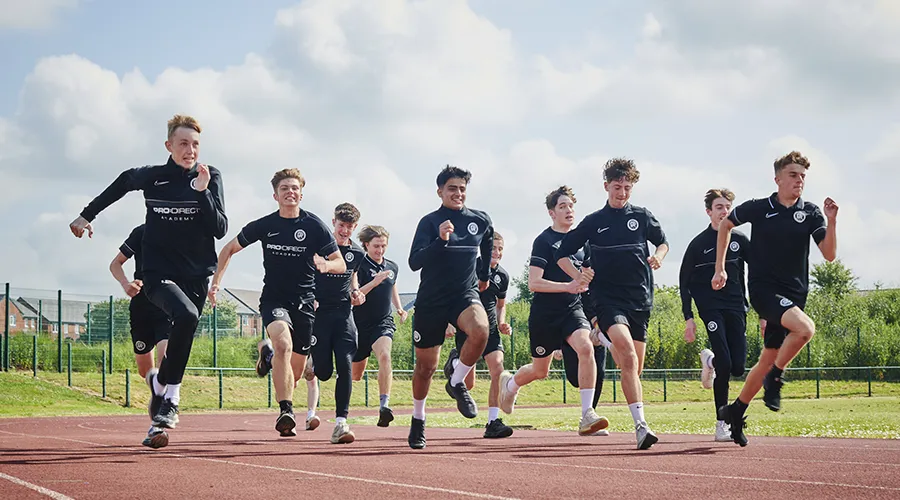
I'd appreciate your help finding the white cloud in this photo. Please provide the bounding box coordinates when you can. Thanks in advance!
[0,0,77,29]
[1,0,899,297]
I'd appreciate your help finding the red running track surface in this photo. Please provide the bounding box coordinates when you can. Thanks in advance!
[1,412,899,499]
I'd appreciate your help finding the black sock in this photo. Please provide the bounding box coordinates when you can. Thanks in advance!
[279,400,293,413]
[768,366,784,381]
[733,398,749,418]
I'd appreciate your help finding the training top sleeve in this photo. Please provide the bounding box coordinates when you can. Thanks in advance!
[679,238,697,320]
[809,205,828,245]
[646,209,667,247]
[497,267,510,300]
[529,235,553,269]
[237,218,263,248]
[477,212,494,282]
[80,167,152,222]
[120,225,144,259]
[555,214,594,261]
[194,166,228,239]
[408,215,447,272]
[728,198,765,227]
[314,218,339,257]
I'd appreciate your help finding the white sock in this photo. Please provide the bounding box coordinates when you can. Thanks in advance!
[307,379,318,412]
[152,375,167,396]
[307,409,316,420]
[451,358,459,369]
[413,398,426,420]
[488,407,500,423]
[506,376,520,394]
[335,416,347,425]
[596,333,612,349]
[166,384,181,405]
[629,402,645,425]
[580,389,595,416]
[450,361,473,386]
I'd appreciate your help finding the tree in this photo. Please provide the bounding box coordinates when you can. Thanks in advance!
[511,263,533,304]
[811,259,858,298]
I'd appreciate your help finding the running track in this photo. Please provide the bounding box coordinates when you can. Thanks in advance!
[1,412,899,499]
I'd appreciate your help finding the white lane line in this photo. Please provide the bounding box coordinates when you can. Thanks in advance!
[178,456,521,500]
[441,455,900,492]
[0,428,520,500]
[0,472,75,500]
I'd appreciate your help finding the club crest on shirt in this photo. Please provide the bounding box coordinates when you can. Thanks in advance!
[295,229,307,241]
[707,321,718,332]
[388,270,395,280]
[493,274,502,284]
[467,222,478,235]
[729,241,740,252]
[793,211,807,223]
[345,252,354,262]
[627,219,639,231]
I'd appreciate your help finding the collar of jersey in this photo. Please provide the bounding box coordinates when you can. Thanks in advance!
[768,192,804,211]
[603,201,632,213]
[165,156,197,175]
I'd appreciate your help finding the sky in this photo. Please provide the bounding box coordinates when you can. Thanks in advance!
[1,0,899,300]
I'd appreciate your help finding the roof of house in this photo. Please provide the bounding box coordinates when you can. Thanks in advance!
[16,297,92,325]
[222,288,260,315]
[398,293,416,311]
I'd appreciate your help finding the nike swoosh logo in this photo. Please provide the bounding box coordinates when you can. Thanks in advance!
[267,232,280,237]
[765,212,778,218]
[154,180,170,186]
[597,227,610,234]
[703,248,714,254]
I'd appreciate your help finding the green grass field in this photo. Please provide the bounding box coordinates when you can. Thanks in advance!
[2,370,898,439]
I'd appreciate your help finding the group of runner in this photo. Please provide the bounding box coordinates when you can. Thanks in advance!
[69,115,839,450]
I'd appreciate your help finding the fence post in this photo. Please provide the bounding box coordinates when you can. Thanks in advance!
[612,370,617,403]
[32,335,37,377]
[806,342,811,366]
[38,299,43,334]
[125,369,131,407]
[867,368,872,397]
[510,318,516,369]
[218,369,223,409]
[364,371,369,407]
[57,289,63,373]
[87,304,92,345]
[67,342,72,386]
[857,326,861,379]
[267,371,272,408]
[213,306,218,368]
[3,282,9,371]
[663,369,668,402]
[562,374,567,404]
[108,296,114,374]
[815,368,820,399]
[101,350,107,398]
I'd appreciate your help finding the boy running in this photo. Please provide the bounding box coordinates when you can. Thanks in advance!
[208,169,345,438]
[407,165,494,449]
[714,151,838,447]
[351,225,408,428]
[70,114,227,448]
[680,189,751,441]
[554,158,668,449]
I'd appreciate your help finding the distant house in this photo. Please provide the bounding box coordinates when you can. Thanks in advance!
[1,295,33,334]
[398,293,417,312]
[221,288,262,337]
[16,297,92,340]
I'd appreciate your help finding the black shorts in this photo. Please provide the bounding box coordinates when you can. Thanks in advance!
[749,288,806,349]
[528,307,590,358]
[598,308,650,343]
[311,304,358,354]
[353,319,395,363]
[261,301,316,355]
[129,291,172,355]
[455,323,504,359]
[412,288,482,349]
